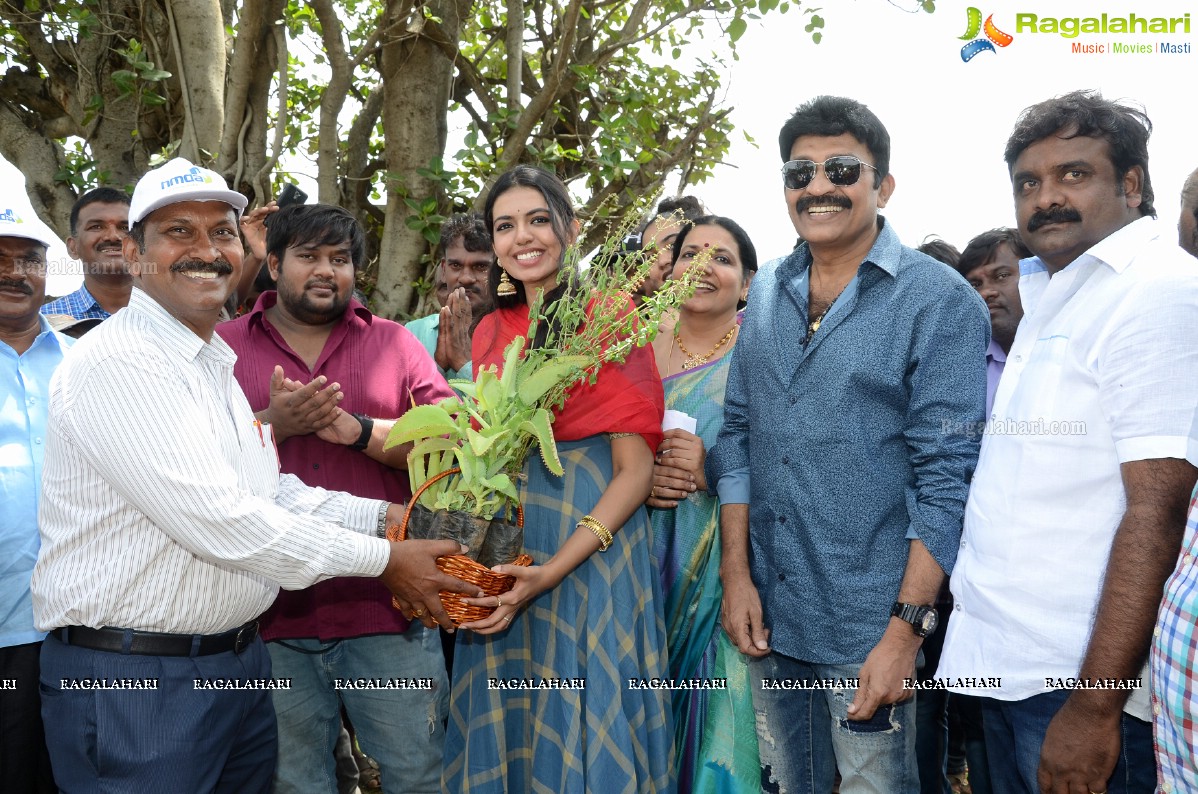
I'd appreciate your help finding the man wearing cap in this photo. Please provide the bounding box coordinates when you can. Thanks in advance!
[40,186,131,321]
[0,202,65,793]
[31,158,476,790]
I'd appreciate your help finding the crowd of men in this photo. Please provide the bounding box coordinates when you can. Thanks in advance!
[3,87,1198,794]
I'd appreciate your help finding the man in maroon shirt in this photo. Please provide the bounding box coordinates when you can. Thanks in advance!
[218,204,453,794]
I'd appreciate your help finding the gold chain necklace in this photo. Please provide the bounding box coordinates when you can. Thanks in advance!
[675,322,738,370]
[805,269,849,344]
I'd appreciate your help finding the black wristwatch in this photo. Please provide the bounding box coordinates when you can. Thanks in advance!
[891,602,938,638]
[349,413,374,451]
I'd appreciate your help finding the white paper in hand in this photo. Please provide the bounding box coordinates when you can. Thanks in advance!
[662,410,697,434]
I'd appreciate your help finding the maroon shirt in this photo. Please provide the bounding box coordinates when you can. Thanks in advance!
[217,292,453,641]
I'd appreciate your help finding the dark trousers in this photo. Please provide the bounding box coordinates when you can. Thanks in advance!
[0,642,56,793]
[40,632,277,793]
[981,690,1153,794]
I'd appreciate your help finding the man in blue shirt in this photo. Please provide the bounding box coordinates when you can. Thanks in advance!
[41,187,130,320]
[0,202,69,792]
[707,96,988,793]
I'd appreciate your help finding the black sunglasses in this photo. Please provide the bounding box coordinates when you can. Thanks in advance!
[780,156,879,191]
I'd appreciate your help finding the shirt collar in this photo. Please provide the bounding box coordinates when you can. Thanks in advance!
[1082,215,1159,273]
[73,282,101,310]
[986,337,1006,364]
[785,216,902,279]
[1018,216,1159,277]
[127,287,234,364]
[247,290,373,331]
[2,315,71,357]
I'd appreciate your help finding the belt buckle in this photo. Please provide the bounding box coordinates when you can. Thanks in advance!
[233,621,258,654]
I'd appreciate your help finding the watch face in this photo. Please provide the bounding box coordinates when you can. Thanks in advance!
[919,609,938,635]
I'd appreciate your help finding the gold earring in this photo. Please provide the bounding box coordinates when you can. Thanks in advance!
[497,268,516,297]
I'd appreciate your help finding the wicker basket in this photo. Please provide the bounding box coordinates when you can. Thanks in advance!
[386,468,532,625]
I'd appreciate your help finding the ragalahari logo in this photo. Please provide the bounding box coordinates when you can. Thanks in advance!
[160,166,214,191]
[0,208,22,223]
[960,7,1014,62]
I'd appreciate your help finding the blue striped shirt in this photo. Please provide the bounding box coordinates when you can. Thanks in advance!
[41,284,111,321]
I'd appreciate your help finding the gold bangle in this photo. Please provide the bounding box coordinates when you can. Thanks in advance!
[579,515,612,551]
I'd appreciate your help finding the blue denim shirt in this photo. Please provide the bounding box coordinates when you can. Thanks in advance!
[707,219,988,665]
[1,317,70,647]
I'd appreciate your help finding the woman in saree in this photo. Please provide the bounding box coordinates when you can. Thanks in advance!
[442,164,675,793]
[647,216,760,793]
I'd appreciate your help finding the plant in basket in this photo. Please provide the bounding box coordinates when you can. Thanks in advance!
[382,208,707,624]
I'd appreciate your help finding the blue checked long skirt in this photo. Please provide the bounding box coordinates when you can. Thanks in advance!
[442,435,676,793]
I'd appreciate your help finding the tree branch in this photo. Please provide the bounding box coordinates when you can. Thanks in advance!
[505,0,522,111]
[252,20,288,202]
[218,0,275,169]
[0,101,76,236]
[310,0,352,202]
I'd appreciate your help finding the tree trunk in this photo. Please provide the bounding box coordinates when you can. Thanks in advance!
[375,0,471,319]
[218,0,283,202]
[165,0,226,164]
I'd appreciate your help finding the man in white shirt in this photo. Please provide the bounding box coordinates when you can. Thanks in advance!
[937,91,1198,794]
[31,158,475,791]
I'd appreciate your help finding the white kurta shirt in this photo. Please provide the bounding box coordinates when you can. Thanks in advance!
[32,289,391,635]
[938,217,1198,721]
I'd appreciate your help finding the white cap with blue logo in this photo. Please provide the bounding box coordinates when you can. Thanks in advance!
[129,158,248,224]
[0,205,61,248]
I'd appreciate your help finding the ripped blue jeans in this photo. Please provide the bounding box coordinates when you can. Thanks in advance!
[267,626,449,794]
[749,652,918,794]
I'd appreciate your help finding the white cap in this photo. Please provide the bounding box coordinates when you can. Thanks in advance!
[0,205,60,248]
[129,158,248,224]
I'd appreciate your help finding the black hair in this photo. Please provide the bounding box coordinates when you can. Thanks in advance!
[777,96,890,187]
[1004,90,1155,217]
[439,212,492,257]
[670,215,758,310]
[955,227,1032,278]
[265,204,366,270]
[482,165,578,349]
[917,237,961,268]
[70,187,131,236]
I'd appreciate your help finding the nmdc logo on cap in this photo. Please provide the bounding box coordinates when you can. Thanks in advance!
[161,166,213,190]
[0,208,23,223]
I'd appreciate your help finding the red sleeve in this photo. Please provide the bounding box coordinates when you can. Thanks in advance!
[470,302,664,451]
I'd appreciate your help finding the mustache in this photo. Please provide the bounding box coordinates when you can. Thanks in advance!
[0,278,33,295]
[795,195,852,212]
[305,279,337,291]
[170,258,234,275]
[1027,207,1081,233]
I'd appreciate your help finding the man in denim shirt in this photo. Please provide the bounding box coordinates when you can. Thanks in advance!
[707,96,988,793]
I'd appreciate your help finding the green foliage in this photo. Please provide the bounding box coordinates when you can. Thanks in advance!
[111,38,171,107]
[386,212,707,519]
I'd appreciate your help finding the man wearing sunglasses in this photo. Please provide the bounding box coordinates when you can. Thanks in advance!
[938,91,1198,794]
[709,95,989,793]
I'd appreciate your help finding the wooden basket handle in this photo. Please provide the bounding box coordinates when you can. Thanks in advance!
[388,467,524,543]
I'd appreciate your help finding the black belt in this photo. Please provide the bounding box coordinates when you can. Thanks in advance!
[51,621,259,657]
